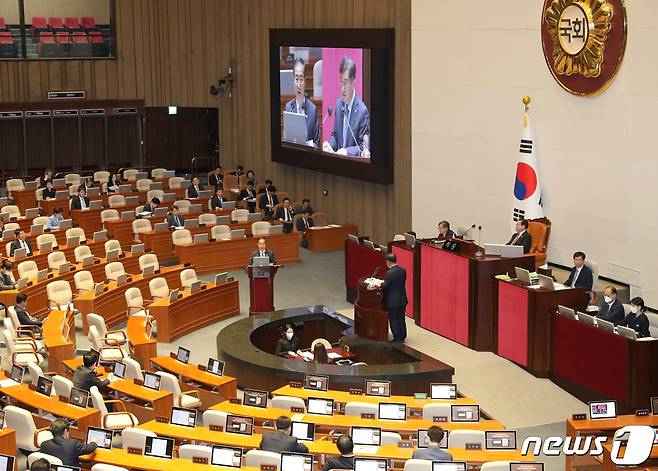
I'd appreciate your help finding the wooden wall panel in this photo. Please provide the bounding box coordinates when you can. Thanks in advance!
[0,0,411,243]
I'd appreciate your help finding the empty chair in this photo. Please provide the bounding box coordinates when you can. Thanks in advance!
[36,233,58,250]
[66,227,86,242]
[88,325,125,361]
[271,396,305,412]
[17,260,38,280]
[124,287,148,317]
[104,239,123,257]
[174,199,191,211]
[311,338,332,350]
[211,224,231,241]
[448,430,486,449]
[422,403,452,421]
[168,176,184,188]
[74,270,95,294]
[68,184,80,197]
[122,357,144,381]
[199,213,217,226]
[6,179,24,197]
[172,229,193,246]
[47,251,68,270]
[87,313,126,346]
[151,168,167,179]
[178,444,212,461]
[403,460,433,471]
[251,221,271,235]
[148,277,169,302]
[108,195,126,208]
[123,169,139,181]
[312,212,328,226]
[26,361,47,385]
[3,317,42,352]
[4,222,20,232]
[146,189,164,201]
[381,431,402,445]
[105,261,126,281]
[94,171,110,183]
[480,463,514,471]
[132,219,152,238]
[101,209,120,224]
[245,450,281,468]
[4,405,53,451]
[157,371,201,408]
[53,375,73,397]
[232,209,249,223]
[4,242,12,258]
[345,402,378,417]
[223,174,238,190]
[139,253,159,272]
[74,245,93,263]
[64,173,81,185]
[180,269,198,289]
[121,427,156,451]
[32,216,49,226]
[202,410,229,429]
[136,179,152,191]
[90,386,138,430]
[46,280,73,310]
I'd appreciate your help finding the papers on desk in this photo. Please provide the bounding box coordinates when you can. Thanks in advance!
[328,224,341,228]
[0,379,18,388]
[327,352,342,360]
[231,189,240,193]
[138,212,152,217]
[307,226,330,230]
[299,351,314,361]
[364,277,383,289]
[286,351,298,357]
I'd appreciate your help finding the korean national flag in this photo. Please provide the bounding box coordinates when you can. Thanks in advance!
[511,106,544,230]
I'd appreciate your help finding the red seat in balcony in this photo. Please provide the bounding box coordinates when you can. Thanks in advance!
[0,17,7,30]
[89,31,104,43]
[71,31,88,43]
[55,32,70,44]
[32,17,48,36]
[48,17,65,30]
[81,17,96,29]
[65,17,80,29]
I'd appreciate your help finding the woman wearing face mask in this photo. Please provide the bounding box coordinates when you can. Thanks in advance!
[276,323,300,356]
[618,297,651,338]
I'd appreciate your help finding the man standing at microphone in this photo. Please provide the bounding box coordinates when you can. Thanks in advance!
[284,57,320,148]
[381,253,408,343]
[323,56,370,157]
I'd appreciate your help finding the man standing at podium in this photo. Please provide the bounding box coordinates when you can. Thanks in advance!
[382,253,408,343]
[250,238,276,265]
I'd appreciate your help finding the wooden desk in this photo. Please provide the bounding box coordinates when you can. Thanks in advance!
[306,224,359,252]
[496,279,587,377]
[103,219,138,247]
[0,429,17,470]
[107,379,173,424]
[71,208,105,233]
[5,215,39,233]
[23,227,70,249]
[128,316,157,369]
[148,281,240,342]
[43,309,76,376]
[345,238,386,303]
[1,384,100,438]
[75,265,184,332]
[40,198,71,218]
[9,239,108,272]
[175,232,299,275]
[150,356,237,409]
[11,188,38,213]
[282,348,357,363]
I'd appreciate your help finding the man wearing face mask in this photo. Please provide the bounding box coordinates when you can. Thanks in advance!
[597,286,625,325]
[275,323,300,356]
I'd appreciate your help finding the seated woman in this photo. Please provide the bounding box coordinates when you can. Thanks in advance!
[313,343,329,364]
[107,174,122,193]
[275,322,300,356]
[619,297,651,338]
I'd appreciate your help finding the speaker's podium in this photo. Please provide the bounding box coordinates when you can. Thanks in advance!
[246,264,281,315]
[354,276,389,342]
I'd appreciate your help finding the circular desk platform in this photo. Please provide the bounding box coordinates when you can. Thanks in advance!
[216,306,454,394]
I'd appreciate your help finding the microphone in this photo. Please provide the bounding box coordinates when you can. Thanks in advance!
[342,103,364,154]
[321,106,333,126]
[459,224,477,239]
[371,266,381,278]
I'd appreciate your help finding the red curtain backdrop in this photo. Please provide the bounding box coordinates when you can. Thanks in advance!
[497,281,529,367]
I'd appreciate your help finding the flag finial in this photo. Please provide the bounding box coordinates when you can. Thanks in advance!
[522,96,531,111]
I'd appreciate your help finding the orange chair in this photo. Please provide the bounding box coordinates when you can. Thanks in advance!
[527,217,551,268]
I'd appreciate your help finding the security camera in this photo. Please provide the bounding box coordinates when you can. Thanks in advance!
[209,67,234,98]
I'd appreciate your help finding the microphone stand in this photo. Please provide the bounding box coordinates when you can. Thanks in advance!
[342,103,364,155]
[475,226,483,257]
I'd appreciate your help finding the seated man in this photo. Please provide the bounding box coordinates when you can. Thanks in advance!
[564,251,594,292]
[41,181,56,200]
[258,180,276,194]
[300,198,314,215]
[274,197,295,233]
[14,293,42,329]
[411,426,452,461]
[166,205,185,229]
[506,219,532,254]
[209,167,224,189]
[258,186,279,220]
[10,229,33,257]
[239,183,258,212]
[187,177,204,199]
[143,197,160,214]
[71,187,90,210]
[0,260,16,290]
[39,418,98,467]
[72,351,110,392]
[321,435,354,471]
[260,416,309,453]
[210,188,226,210]
[30,459,50,471]
[437,220,455,238]
[597,286,625,325]
[47,207,64,230]
[296,211,314,232]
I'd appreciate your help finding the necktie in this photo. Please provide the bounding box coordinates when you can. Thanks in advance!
[571,269,579,287]
[80,197,86,209]
[176,216,180,226]
[268,195,272,206]
[342,105,349,148]
[248,190,252,197]
[512,232,522,244]
[304,219,308,228]
[260,251,264,257]
[284,209,289,221]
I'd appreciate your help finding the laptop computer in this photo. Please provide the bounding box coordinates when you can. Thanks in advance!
[557,305,577,320]
[537,274,555,290]
[120,211,134,222]
[38,242,52,254]
[188,204,202,213]
[149,182,163,191]
[55,190,68,200]
[125,196,139,206]
[168,289,180,303]
[190,280,202,293]
[252,256,270,267]
[142,265,155,277]
[89,200,103,210]
[94,283,104,296]
[214,272,228,286]
[24,181,38,191]
[617,325,637,340]
[106,249,120,261]
[130,244,145,255]
[87,187,100,197]
[36,269,48,283]
[247,212,261,222]
[577,312,597,327]
[135,172,148,181]
[184,218,199,229]
[66,236,80,248]
[154,222,169,233]
[92,230,107,242]
[268,225,283,234]
[59,219,73,230]
[153,207,168,217]
[58,262,71,275]
[161,193,175,203]
[283,111,308,145]
[118,184,132,193]
[231,229,245,239]
[163,170,175,178]
[597,318,615,333]
[116,273,128,286]
[12,248,27,260]
[222,201,236,211]
[16,277,28,290]
[25,207,39,218]
[514,267,532,285]
[30,224,44,235]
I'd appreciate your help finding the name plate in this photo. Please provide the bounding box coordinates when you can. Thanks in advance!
[465,443,482,450]
[289,381,302,389]
[349,388,363,395]
[127,447,143,455]
[229,398,242,405]
[209,425,224,432]
[635,409,649,416]
[155,416,168,423]
[408,408,423,418]
[397,441,413,448]
[260,465,276,471]
[291,406,304,413]
[361,413,375,419]
[193,457,209,464]
[572,413,586,421]
[433,416,448,423]
[197,364,207,372]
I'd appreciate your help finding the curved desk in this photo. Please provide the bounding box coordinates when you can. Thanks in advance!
[127,315,157,368]
[8,239,108,271]
[217,307,454,395]
[148,281,240,343]
[43,309,76,375]
[107,378,173,424]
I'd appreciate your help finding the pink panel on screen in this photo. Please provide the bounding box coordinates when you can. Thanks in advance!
[497,281,528,367]
[321,48,363,143]
[392,245,414,318]
[420,245,469,346]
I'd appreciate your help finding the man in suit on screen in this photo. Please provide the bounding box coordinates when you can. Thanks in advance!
[381,253,408,342]
[284,57,320,148]
[323,56,370,157]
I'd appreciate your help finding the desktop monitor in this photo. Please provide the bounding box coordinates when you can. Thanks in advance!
[430,383,457,400]
[450,405,480,422]
[307,397,334,416]
[0,455,14,471]
[86,426,113,449]
[280,452,313,471]
[417,429,448,448]
[353,458,388,471]
[113,361,126,379]
[589,400,617,419]
[210,445,243,468]
[9,364,24,383]
[365,380,391,397]
[243,389,268,408]
[291,421,315,441]
[170,406,197,427]
[144,436,175,459]
[36,376,54,396]
[176,346,191,364]
[509,464,544,471]
[225,415,255,435]
[432,462,467,471]
[351,426,381,446]
[207,358,225,376]
[651,397,658,415]
[142,372,161,391]
[69,388,89,408]
[304,374,329,392]
[557,305,577,319]
[378,402,406,421]
[52,466,81,471]
[485,431,517,450]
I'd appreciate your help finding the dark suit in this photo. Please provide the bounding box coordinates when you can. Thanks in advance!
[239,189,257,212]
[250,249,275,265]
[0,271,15,290]
[439,229,456,239]
[274,206,295,233]
[506,231,532,254]
[296,217,314,232]
[382,265,408,342]
[412,447,453,461]
[260,430,308,454]
[167,214,185,229]
[40,436,98,467]
[15,305,42,327]
[10,239,32,257]
[327,94,370,156]
[284,97,320,148]
[38,176,51,188]
[598,299,626,325]
[187,184,203,199]
[210,196,225,210]
[258,186,277,194]
[321,456,355,471]
[143,202,157,213]
[71,196,90,210]
[275,337,300,356]
[259,194,279,220]
[42,187,56,199]
[300,205,314,215]
[72,365,109,392]
[565,265,594,290]
[619,312,651,338]
[209,174,223,189]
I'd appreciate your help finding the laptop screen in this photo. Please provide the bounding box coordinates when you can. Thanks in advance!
[207,358,225,376]
[225,415,254,435]
[430,383,457,400]
[9,364,24,383]
[142,372,161,390]
[307,397,334,416]
[290,421,315,441]
[144,436,175,459]
[280,452,313,471]
[36,376,53,396]
[170,407,197,427]
[113,361,126,378]
[432,463,467,471]
[176,347,191,364]
[589,400,617,419]
[304,374,329,392]
[243,389,268,408]
[86,426,113,449]
[365,380,391,397]
[0,455,14,471]
[485,431,517,450]
[378,403,406,421]
[351,426,381,446]
[69,388,89,408]
[354,458,387,471]
[210,445,243,468]
[451,405,480,422]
